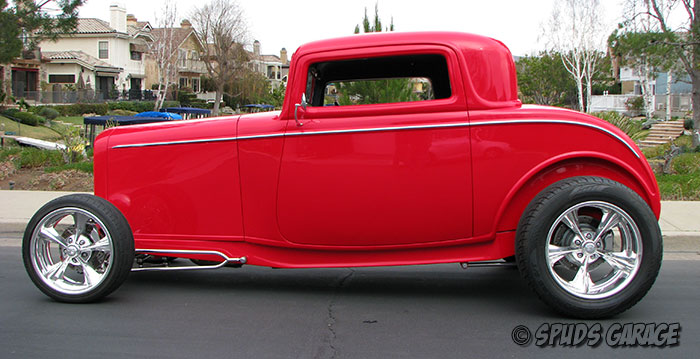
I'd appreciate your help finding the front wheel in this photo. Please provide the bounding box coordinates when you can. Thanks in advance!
[22,194,134,302]
[516,177,662,318]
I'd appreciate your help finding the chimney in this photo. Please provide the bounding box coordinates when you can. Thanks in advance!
[280,48,288,65]
[181,19,192,28]
[253,40,260,57]
[126,14,137,26]
[110,4,127,33]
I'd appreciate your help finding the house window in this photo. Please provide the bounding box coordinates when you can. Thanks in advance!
[179,77,187,88]
[99,41,109,59]
[191,78,200,93]
[130,51,142,61]
[179,49,187,67]
[48,74,76,83]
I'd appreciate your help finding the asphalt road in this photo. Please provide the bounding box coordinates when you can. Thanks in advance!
[1,234,699,358]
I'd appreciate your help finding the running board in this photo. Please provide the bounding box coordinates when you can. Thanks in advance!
[132,249,247,272]
[460,260,516,269]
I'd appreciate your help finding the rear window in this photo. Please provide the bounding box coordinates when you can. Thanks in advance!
[306,54,451,107]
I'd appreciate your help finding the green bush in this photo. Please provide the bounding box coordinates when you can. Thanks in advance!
[38,107,60,120]
[594,111,645,140]
[108,101,172,113]
[53,103,108,116]
[685,118,694,130]
[0,147,21,161]
[2,110,43,126]
[625,96,645,115]
[13,148,64,168]
[107,109,138,116]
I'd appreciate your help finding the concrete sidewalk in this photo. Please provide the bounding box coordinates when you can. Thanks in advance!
[0,190,698,236]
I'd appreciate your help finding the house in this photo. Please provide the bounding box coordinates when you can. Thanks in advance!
[1,49,43,101]
[591,65,692,116]
[146,20,207,94]
[248,40,289,90]
[37,4,153,100]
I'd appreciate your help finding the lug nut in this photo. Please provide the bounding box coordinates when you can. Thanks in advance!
[577,253,583,258]
[585,233,593,239]
[574,240,582,245]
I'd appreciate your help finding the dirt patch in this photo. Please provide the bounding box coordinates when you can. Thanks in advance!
[0,161,92,192]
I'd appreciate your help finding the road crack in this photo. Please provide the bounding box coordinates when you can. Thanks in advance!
[315,269,354,359]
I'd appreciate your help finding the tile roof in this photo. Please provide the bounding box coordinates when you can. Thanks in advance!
[43,51,121,71]
[75,18,116,34]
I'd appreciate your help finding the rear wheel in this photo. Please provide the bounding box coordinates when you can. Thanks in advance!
[516,177,662,318]
[22,194,134,302]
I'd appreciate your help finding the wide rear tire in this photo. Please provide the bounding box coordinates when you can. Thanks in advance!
[516,177,662,318]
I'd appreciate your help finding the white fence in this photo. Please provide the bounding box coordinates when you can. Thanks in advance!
[590,94,692,117]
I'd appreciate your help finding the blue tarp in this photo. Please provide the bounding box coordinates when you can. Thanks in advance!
[244,104,275,110]
[134,111,183,120]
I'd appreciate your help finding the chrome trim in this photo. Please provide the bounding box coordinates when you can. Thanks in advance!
[132,249,246,272]
[111,119,640,158]
[113,136,239,148]
[460,260,516,269]
[284,121,471,137]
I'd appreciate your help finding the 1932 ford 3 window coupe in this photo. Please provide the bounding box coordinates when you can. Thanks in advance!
[23,32,662,318]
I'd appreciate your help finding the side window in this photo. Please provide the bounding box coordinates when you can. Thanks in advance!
[306,54,451,107]
[98,41,109,59]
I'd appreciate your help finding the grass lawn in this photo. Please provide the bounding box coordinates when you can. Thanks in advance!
[644,135,700,200]
[0,115,63,141]
[56,116,85,126]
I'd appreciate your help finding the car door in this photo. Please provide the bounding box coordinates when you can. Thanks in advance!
[276,46,473,247]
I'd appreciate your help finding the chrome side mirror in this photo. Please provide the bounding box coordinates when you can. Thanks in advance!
[294,94,307,127]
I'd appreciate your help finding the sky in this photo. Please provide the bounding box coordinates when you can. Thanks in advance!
[76,0,626,58]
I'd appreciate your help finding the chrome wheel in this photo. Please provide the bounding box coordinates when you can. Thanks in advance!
[29,207,114,295]
[545,201,642,299]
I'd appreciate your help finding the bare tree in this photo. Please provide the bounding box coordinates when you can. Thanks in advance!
[191,0,249,116]
[544,0,606,112]
[615,1,662,119]
[623,0,700,147]
[148,0,178,111]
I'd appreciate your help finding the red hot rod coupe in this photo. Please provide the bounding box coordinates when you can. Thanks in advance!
[23,32,662,318]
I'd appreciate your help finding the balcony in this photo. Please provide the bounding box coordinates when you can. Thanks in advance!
[177,59,207,74]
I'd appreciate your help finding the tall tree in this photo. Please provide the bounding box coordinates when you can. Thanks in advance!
[343,3,415,105]
[192,0,249,116]
[354,2,393,33]
[0,0,84,63]
[517,51,578,107]
[619,0,700,147]
[544,0,606,112]
[149,0,178,111]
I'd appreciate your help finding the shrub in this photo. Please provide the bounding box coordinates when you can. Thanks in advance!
[53,103,108,116]
[38,107,60,120]
[625,96,645,115]
[594,111,645,140]
[2,110,42,126]
[13,148,64,168]
[107,109,137,116]
[685,118,694,130]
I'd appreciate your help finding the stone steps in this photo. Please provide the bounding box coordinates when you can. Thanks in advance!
[638,120,685,149]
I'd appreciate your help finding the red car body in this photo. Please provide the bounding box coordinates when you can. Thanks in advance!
[92,32,659,268]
